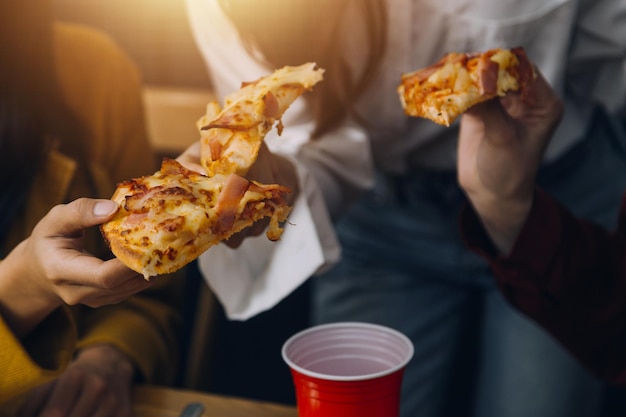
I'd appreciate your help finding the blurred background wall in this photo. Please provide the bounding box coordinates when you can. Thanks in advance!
[52,0,215,157]
[52,0,211,88]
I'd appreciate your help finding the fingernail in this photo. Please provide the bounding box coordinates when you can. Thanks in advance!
[94,200,118,217]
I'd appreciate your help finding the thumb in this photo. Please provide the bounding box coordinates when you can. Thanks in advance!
[92,199,119,219]
[37,198,119,237]
[462,98,518,146]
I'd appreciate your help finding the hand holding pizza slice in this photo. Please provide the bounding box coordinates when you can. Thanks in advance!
[100,63,324,279]
[100,159,292,279]
[398,47,536,127]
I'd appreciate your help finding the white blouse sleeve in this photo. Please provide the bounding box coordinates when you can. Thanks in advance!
[186,0,374,319]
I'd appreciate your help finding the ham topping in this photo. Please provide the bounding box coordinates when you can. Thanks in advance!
[214,173,250,234]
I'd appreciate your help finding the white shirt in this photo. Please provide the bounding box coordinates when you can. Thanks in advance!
[186,0,626,319]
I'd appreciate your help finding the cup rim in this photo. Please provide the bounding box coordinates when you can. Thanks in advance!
[281,321,414,381]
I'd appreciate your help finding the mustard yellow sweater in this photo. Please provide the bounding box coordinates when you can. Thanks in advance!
[0,22,184,405]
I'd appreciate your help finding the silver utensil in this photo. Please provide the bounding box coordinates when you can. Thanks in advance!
[179,402,205,417]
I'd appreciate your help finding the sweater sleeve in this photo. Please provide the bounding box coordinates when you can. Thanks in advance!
[461,188,626,384]
[0,308,76,403]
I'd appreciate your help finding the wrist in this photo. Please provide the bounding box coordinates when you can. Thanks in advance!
[468,190,534,255]
[0,240,62,338]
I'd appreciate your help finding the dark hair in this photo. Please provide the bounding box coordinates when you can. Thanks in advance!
[0,2,88,243]
[218,0,387,138]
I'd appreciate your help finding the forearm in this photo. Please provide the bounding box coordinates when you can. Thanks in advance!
[467,192,534,255]
[463,189,626,383]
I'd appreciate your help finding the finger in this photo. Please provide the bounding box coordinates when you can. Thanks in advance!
[89,391,131,417]
[51,259,152,306]
[114,393,132,417]
[35,199,118,239]
[88,258,145,289]
[17,382,54,417]
[463,99,517,146]
[248,217,270,237]
[525,70,565,134]
[224,231,245,249]
[223,217,270,249]
[38,375,80,417]
[81,276,154,308]
[66,377,106,417]
[246,142,272,183]
[48,255,138,289]
[91,399,130,417]
[523,68,561,107]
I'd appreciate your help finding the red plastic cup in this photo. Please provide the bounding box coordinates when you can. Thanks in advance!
[281,322,414,417]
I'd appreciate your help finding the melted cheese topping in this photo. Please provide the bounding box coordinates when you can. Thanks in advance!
[101,159,290,279]
[198,63,324,176]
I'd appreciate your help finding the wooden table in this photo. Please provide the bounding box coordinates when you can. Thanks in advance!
[133,385,298,417]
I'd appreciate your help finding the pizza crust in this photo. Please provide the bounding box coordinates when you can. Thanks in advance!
[101,159,291,279]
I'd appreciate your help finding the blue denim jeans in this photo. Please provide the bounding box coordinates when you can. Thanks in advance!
[311,108,626,417]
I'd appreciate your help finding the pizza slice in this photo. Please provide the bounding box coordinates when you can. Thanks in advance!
[198,62,324,177]
[398,47,536,127]
[101,158,291,279]
[101,63,324,278]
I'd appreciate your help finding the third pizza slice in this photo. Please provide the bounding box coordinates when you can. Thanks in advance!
[398,47,536,127]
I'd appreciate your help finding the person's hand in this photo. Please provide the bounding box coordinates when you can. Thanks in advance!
[457,70,564,254]
[177,141,297,189]
[18,344,134,417]
[0,198,152,338]
[177,141,299,248]
[224,141,299,248]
